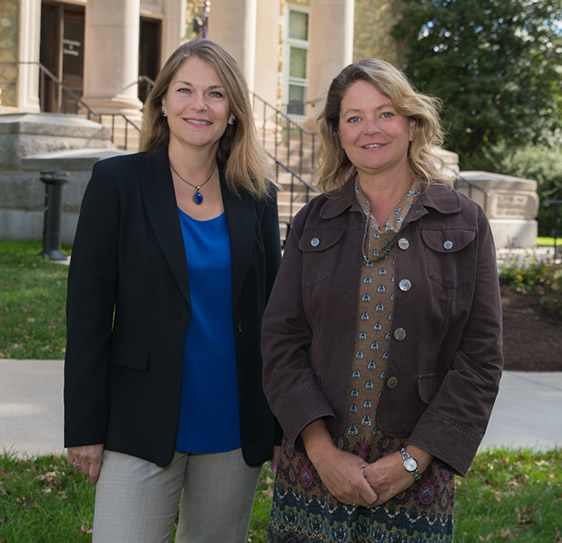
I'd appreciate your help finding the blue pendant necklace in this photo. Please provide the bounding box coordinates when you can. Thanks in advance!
[170,161,216,205]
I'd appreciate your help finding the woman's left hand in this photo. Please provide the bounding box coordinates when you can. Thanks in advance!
[362,446,433,506]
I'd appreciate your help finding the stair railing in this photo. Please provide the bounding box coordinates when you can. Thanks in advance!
[0,62,141,151]
[266,150,317,247]
[448,168,490,211]
[251,92,318,187]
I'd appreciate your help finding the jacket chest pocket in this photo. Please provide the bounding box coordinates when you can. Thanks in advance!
[299,228,345,286]
[421,227,477,289]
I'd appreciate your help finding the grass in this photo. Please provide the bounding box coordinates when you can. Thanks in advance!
[536,236,559,248]
[0,241,69,360]
[454,449,562,542]
[1,449,560,542]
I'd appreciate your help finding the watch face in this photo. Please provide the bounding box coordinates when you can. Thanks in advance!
[404,457,418,472]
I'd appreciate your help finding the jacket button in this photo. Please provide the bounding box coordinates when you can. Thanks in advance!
[310,237,320,247]
[237,322,243,333]
[398,238,409,250]
[387,376,399,388]
[398,279,412,291]
[394,327,407,340]
[443,240,454,250]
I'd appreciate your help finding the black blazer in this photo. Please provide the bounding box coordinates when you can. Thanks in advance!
[64,147,281,467]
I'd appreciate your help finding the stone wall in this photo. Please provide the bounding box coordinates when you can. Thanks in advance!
[353,0,406,67]
[456,172,539,248]
[0,113,122,245]
[0,0,18,108]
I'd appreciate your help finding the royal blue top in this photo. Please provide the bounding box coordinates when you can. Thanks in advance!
[175,209,241,453]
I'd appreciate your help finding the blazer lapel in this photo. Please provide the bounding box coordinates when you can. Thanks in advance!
[221,167,254,310]
[140,148,190,305]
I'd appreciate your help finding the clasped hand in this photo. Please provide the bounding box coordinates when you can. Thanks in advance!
[312,447,418,508]
[311,446,379,508]
[361,451,418,507]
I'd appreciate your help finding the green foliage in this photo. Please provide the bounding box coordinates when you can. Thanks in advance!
[0,241,69,360]
[499,258,562,318]
[394,0,562,160]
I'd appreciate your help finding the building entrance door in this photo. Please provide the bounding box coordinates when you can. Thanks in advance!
[39,1,85,113]
[139,18,162,103]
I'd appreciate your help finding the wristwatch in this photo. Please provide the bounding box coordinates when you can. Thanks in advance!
[400,447,422,481]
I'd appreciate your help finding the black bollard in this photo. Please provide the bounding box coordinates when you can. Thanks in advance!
[38,171,70,261]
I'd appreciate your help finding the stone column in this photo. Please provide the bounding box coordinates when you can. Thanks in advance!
[207,0,257,90]
[82,0,143,118]
[254,0,280,109]
[161,0,187,64]
[306,0,354,122]
[16,0,41,112]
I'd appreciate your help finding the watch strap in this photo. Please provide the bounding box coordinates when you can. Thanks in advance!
[400,447,423,481]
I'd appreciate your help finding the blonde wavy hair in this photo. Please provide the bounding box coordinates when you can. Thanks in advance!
[316,58,448,194]
[140,38,271,199]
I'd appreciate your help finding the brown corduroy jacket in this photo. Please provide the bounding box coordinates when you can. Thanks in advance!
[262,180,503,476]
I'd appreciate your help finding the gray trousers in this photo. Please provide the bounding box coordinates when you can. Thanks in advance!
[92,449,262,543]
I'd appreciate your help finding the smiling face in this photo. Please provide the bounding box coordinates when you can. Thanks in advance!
[338,80,415,181]
[161,56,233,154]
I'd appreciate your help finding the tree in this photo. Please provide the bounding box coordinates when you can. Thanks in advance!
[393,0,562,165]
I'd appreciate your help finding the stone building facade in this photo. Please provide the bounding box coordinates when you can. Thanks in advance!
[1,0,406,120]
[0,0,539,247]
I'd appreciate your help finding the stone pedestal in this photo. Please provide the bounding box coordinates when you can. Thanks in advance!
[457,171,539,249]
[0,113,122,244]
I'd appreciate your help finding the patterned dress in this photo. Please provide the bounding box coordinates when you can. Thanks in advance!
[267,183,455,543]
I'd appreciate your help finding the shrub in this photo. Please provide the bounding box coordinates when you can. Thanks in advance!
[499,258,562,319]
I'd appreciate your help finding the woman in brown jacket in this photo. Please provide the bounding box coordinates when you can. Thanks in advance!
[261,59,503,542]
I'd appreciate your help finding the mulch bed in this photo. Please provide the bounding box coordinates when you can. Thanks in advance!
[501,285,562,372]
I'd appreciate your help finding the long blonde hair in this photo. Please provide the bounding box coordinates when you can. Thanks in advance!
[316,58,448,194]
[140,39,271,199]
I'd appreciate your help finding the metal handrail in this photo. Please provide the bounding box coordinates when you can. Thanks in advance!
[265,150,317,247]
[250,91,317,186]
[448,168,490,211]
[1,61,141,150]
[266,150,316,192]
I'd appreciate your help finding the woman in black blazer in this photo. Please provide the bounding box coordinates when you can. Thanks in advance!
[64,39,281,542]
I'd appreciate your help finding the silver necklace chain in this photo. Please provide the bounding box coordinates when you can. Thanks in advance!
[170,161,216,205]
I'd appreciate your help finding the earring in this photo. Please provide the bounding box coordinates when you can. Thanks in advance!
[161,110,167,117]
[229,116,236,125]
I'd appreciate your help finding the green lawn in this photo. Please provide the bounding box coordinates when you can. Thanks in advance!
[1,449,560,542]
[536,236,559,248]
[0,241,68,359]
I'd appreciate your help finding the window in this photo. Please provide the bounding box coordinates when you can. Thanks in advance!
[284,6,309,118]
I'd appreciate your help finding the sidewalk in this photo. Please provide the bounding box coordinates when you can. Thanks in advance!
[0,359,561,457]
